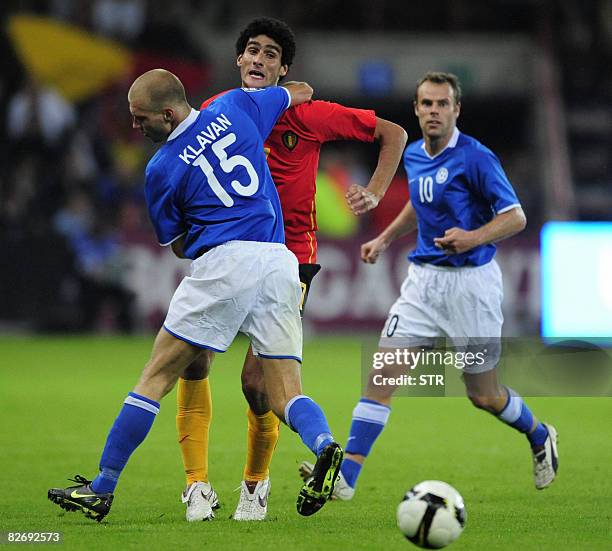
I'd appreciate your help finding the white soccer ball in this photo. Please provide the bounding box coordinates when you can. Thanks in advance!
[396,480,466,548]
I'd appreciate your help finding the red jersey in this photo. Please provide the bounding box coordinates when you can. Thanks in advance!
[201,93,376,263]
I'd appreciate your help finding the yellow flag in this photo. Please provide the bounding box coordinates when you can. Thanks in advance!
[7,14,132,102]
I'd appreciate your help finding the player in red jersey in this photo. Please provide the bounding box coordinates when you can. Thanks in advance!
[176,17,407,522]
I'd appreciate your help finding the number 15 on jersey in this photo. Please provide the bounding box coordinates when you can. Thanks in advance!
[192,132,259,207]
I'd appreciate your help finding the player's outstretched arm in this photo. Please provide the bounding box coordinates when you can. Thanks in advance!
[283,82,313,107]
[433,206,527,255]
[361,200,418,263]
[346,118,408,216]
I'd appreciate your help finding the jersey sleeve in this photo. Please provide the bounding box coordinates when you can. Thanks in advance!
[469,147,521,214]
[289,101,377,143]
[223,87,291,140]
[200,89,230,110]
[144,162,187,246]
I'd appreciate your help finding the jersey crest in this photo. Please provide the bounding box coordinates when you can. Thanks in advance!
[435,167,449,184]
[282,130,299,151]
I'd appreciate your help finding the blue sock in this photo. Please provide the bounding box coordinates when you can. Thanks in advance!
[497,387,548,448]
[340,458,362,488]
[285,395,334,455]
[91,392,160,494]
[342,398,391,488]
[528,423,549,448]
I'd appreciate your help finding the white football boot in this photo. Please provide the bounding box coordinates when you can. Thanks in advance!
[299,461,355,501]
[232,479,271,521]
[182,481,219,521]
[532,424,559,489]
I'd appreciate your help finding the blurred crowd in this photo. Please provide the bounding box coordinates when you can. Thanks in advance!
[1,1,210,331]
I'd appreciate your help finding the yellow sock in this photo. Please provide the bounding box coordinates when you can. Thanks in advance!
[176,378,212,485]
[243,408,280,481]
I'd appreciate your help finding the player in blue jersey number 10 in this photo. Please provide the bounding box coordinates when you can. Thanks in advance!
[302,72,558,501]
[48,69,343,521]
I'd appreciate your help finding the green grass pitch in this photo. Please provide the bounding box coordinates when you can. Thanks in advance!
[1,335,611,550]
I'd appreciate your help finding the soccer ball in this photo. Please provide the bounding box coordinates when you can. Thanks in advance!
[396,480,466,548]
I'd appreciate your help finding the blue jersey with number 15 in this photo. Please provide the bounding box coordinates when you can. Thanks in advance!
[144,86,291,259]
[404,128,521,267]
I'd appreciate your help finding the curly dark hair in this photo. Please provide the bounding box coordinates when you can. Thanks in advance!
[235,17,296,69]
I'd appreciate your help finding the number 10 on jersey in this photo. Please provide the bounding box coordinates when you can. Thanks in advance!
[419,176,434,203]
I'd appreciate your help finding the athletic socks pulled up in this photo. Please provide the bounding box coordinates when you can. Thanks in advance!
[244,408,280,481]
[285,395,334,456]
[497,387,548,448]
[176,378,212,485]
[341,398,391,488]
[91,392,160,494]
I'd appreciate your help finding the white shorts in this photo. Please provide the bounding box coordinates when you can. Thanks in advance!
[379,260,504,373]
[164,241,302,361]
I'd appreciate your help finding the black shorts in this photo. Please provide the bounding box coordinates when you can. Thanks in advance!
[298,263,321,317]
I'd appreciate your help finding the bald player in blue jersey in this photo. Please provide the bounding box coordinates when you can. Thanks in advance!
[301,72,558,499]
[48,69,343,521]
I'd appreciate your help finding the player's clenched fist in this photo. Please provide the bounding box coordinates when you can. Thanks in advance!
[361,236,388,263]
[346,184,380,215]
[433,227,479,255]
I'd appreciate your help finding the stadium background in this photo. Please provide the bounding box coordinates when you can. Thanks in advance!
[1,2,611,550]
[3,0,611,336]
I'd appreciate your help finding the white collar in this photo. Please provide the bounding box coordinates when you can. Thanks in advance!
[167,108,199,141]
[421,127,460,159]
